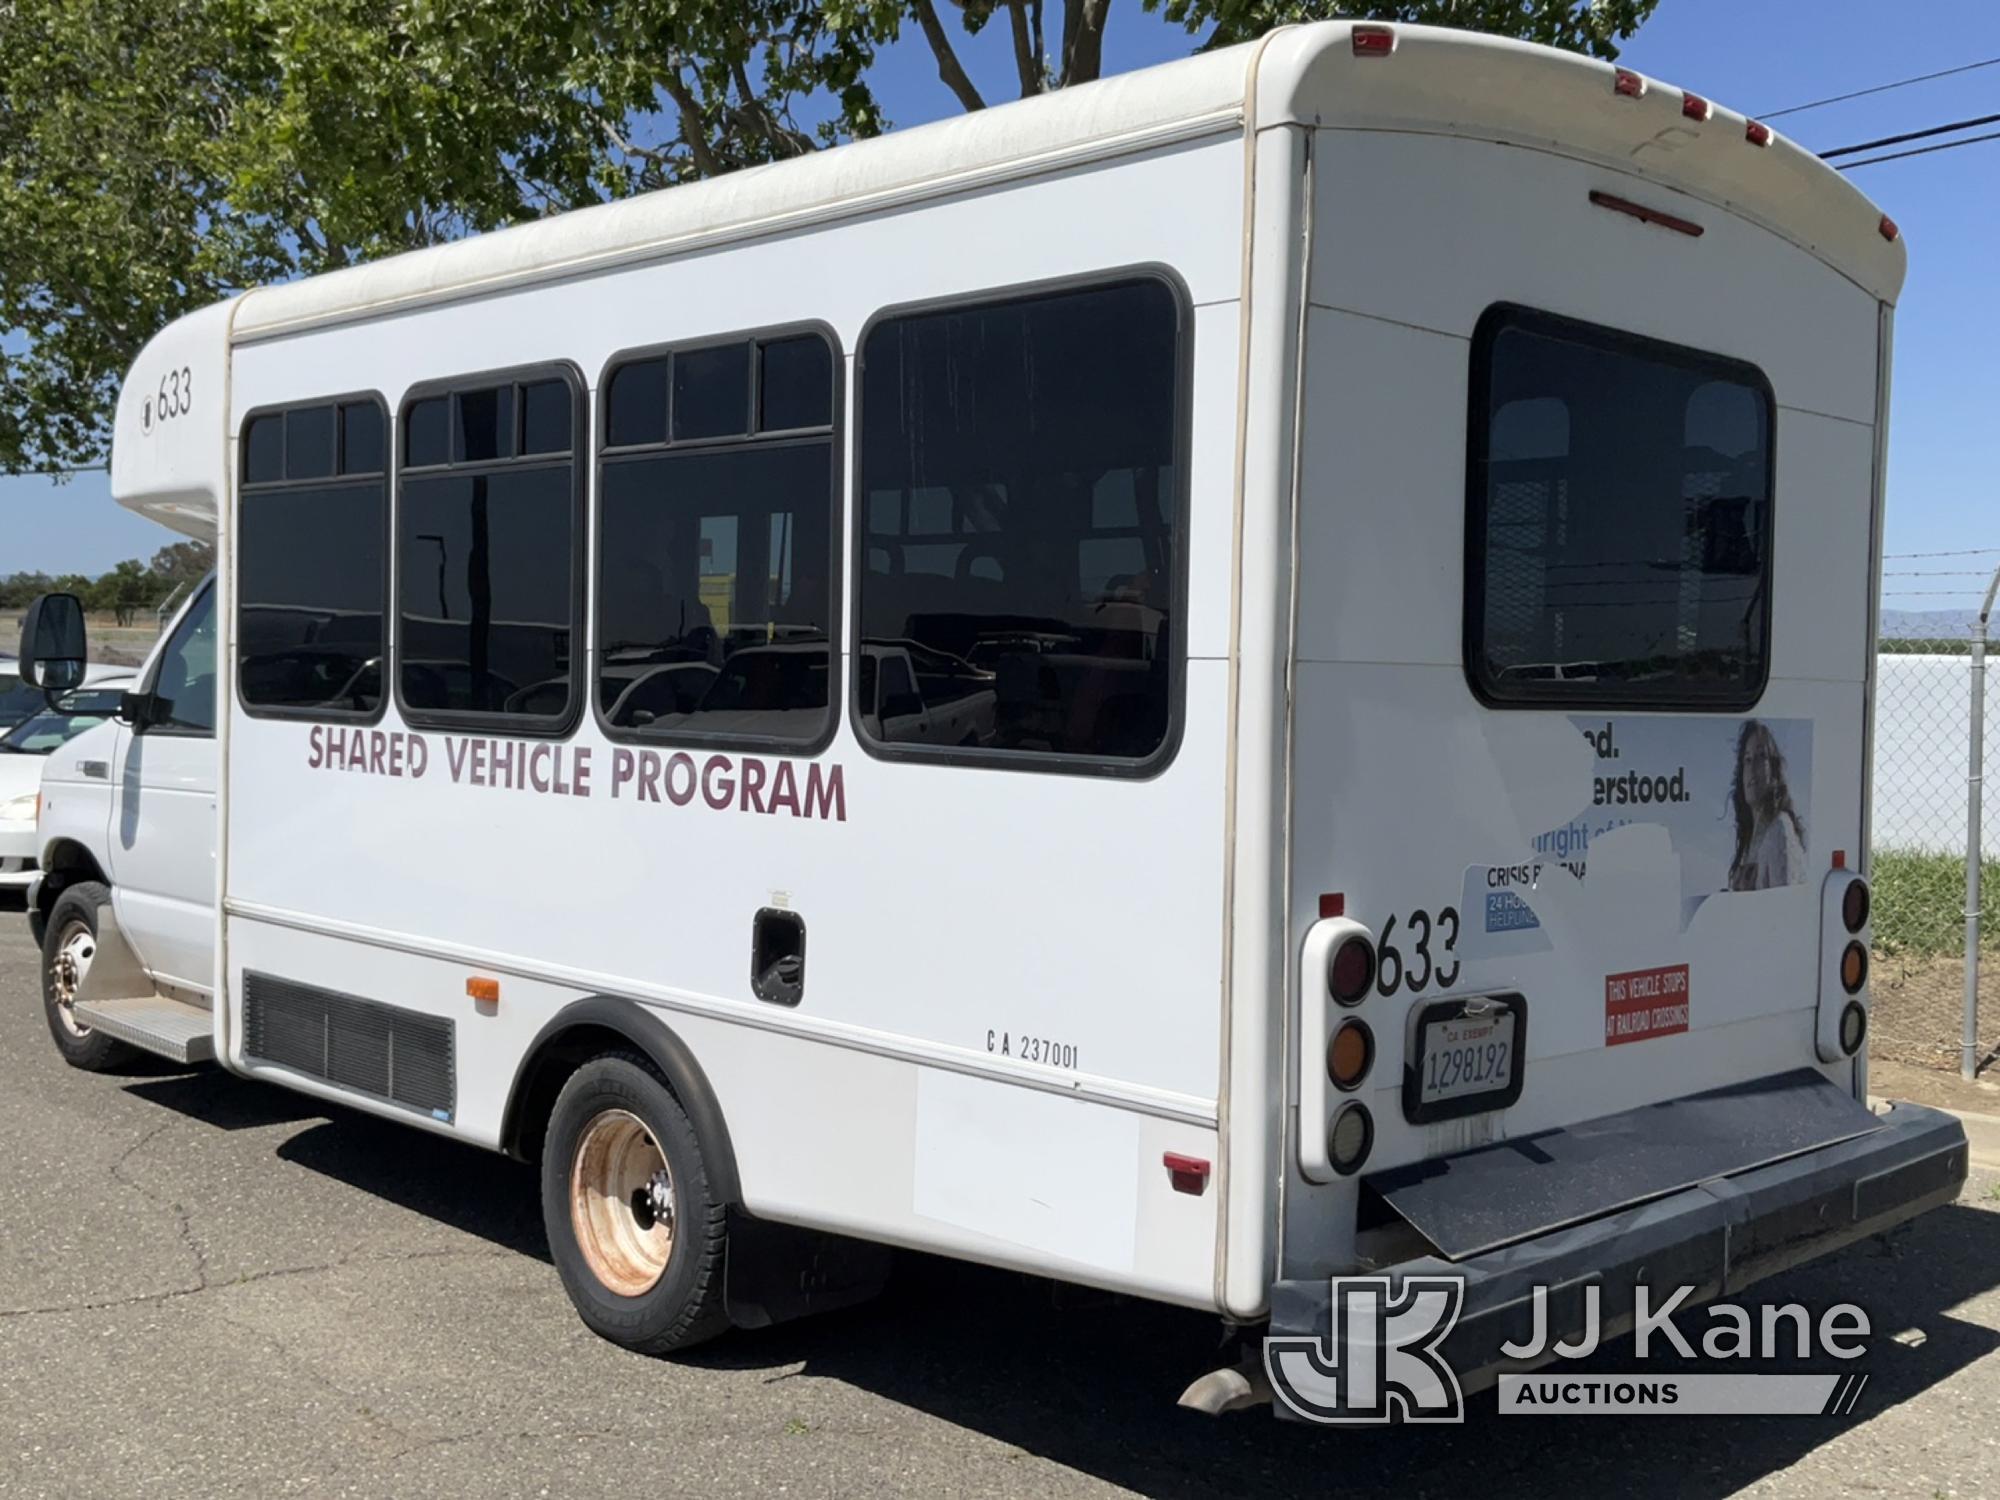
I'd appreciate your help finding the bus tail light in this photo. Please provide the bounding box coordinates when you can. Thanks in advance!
[1841,878,1871,933]
[1817,869,1872,1063]
[1329,1103,1374,1175]
[1329,936,1375,1005]
[1328,1020,1374,1091]
[1299,914,1378,1183]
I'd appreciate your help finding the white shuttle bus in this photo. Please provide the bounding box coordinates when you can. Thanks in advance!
[16,22,1969,1412]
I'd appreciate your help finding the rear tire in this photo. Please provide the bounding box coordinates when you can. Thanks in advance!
[541,1050,731,1354]
[40,881,134,1072]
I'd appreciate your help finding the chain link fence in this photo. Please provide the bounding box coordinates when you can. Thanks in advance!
[1873,585,2000,1077]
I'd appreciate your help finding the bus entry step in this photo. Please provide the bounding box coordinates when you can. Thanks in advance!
[71,996,215,1065]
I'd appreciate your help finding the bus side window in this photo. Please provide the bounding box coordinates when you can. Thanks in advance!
[855,276,1187,768]
[238,398,389,719]
[595,329,839,748]
[395,371,583,732]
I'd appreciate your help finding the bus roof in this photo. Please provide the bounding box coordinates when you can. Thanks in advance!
[231,22,1903,344]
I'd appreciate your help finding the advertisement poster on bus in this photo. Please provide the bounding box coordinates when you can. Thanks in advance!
[1465,715,1814,958]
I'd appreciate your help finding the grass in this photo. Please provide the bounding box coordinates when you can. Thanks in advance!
[1871,848,2000,957]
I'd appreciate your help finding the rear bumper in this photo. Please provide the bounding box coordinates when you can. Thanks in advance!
[1269,1098,1967,1407]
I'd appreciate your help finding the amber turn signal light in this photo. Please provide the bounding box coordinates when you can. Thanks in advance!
[1327,1020,1375,1091]
[1839,942,1868,995]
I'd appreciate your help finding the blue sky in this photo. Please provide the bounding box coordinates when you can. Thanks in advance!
[4,0,1995,606]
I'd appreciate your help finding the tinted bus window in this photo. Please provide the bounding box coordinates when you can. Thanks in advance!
[238,398,389,717]
[857,278,1184,766]
[596,330,838,746]
[398,372,581,729]
[1466,307,1774,708]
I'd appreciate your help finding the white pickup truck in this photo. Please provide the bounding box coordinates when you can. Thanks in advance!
[27,578,217,1068]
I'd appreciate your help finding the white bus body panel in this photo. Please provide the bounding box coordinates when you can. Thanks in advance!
[221,136,1243,1307]
[1278,128,1887,1273]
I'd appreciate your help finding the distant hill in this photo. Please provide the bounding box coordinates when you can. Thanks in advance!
[1881,607,1980,641]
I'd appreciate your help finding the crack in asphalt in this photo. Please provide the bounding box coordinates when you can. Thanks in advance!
[106,1115,211,1295]
[0,1245,522,1322]
[3,1109,523,1321]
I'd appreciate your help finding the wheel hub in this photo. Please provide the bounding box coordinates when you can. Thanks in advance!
[49,923,96,1038]
[569,1109,676,1297]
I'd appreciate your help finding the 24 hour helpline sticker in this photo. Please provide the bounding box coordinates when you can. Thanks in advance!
[1605,963,1690,1045]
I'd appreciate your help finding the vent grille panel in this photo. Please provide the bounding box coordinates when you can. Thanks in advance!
[243,971,455,1120]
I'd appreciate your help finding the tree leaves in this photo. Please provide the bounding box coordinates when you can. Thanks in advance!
[0,0,1656,475]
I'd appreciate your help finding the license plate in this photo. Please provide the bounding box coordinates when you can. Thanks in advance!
[1404,996,1526,1123]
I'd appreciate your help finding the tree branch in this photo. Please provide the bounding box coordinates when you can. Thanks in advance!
[1006,2,1041,96]
[653,71,723,179]
[912,0,986,112]
[1060,0,1111,86]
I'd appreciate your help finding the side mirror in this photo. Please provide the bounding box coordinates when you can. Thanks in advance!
[119,691,167,731]
[17,593,88,697]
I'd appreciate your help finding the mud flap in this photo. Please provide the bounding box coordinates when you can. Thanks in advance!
[1364,1067,1880,1260]
[724,1213,893,1330]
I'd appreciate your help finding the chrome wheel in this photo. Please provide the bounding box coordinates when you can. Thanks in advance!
[569,1109,676,1297]
[48,919,95,1038]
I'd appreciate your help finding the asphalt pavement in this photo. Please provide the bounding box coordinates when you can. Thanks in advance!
[4,900,2000,1499]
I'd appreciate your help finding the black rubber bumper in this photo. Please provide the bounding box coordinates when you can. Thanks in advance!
[1269,1099,1968,1408]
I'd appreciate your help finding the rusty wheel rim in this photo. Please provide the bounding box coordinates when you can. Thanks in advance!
[568,1109,675,1296]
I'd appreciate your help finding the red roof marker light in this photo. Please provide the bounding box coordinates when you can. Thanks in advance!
[1614,68,1647,98]
[1880,214,1901,243]
[1746,119,1773,146]
[1682,92,1712,122]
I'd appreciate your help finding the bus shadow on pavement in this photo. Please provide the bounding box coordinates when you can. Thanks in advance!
[108,1059,2000,1496]
[120,1063,552,1263]
[680,1206,2000,1499]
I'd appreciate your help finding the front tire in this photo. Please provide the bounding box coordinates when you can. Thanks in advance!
[40,881,134,1072]
[541,1051,730,1354]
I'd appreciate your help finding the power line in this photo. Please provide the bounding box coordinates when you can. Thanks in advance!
[1763,56,2000,119]
[1832,128,2000,172]
[2,463,108,478]
[1886,548,2000,559]
[1832,129,2000,171]
[1821,110,2000,160]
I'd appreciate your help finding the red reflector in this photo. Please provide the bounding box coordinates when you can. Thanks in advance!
[1351,24,1395,56]
[1164,1153,1211,1195]
[1319,892,1346,919]
[1589,189,1705,238]
[1832,849,1847,869]
[1682,92,1711,122]
[1746,119,1773,146]
[1879,214,1900,242]
[1614,68,1646,98]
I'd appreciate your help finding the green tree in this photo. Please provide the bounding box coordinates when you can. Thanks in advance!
[1,0,1656,476]
[150,540,217,591]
